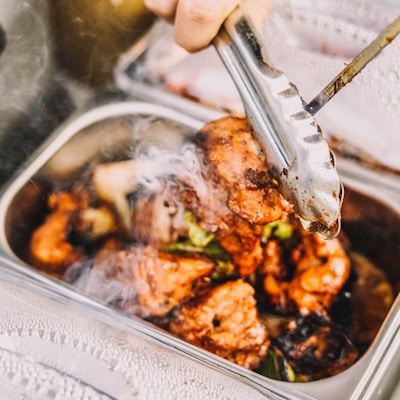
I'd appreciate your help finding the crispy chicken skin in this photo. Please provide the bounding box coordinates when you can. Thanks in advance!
[100,246,215,317]
[169,279,269,370]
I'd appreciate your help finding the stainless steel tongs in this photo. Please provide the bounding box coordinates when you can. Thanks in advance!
[214,7,343,239]
[214,7,400,239]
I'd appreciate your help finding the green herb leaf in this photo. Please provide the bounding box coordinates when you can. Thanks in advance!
[257,349,303,382]
[184,210,215,248]
[263,220,293,241]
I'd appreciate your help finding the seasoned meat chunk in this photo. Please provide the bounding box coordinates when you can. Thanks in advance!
[88,246,215,318]
[261,228,351,315]
[172,117,292,276]
[289,233,351,314]
[169,280,269,370]
[30,190,117,276]
[194,116,292,225]
[29,192,87,274]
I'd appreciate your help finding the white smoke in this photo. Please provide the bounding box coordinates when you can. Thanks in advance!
[64,137,214,316]
[131,141,211,198]
[0,0,53,132]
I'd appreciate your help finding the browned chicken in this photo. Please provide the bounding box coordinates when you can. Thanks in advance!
[30,190,117,275]
[175,117,292,276]
[289,232,351,314]
[169,279,269,370]
[29,192,86,274]
[261,227,351,315]
[259,239,292,313]
[90,245,215,318]
[195,117,291,225]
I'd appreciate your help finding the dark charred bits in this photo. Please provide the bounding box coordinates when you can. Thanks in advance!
[245,168,273,189]
[275,314,359,380]
[212,317,221,328]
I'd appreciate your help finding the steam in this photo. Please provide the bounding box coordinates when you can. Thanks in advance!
[66,256,145,317]
[132,142,211,198]
[66,136,216,317]
[69,260,125,304]
[0,0,52,131]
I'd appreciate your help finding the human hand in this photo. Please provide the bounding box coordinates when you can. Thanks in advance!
[144,0,275,52]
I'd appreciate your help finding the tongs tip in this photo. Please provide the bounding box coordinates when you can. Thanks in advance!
[300,217,342,240]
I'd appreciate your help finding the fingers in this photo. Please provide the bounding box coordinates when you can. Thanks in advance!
[144,0,276,52]
[174,0,240,52]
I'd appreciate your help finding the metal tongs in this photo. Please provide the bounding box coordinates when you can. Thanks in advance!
[214,7,400,239]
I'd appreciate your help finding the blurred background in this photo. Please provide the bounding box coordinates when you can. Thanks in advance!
[0,0,154,185]
[0,0,399,184]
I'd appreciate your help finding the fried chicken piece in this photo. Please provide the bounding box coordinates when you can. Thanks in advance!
[89,245,215,318]
[261,240,293,313]
[172,117,291,277]
[29,192,85,275]
[216,216,265,277]
[289,233,351,314]
[169,279,269,370]
[30,190,119,275]
[262,228,351,315]
[48,190,89,210]
[30,212,83,275]
[194,117,291,225]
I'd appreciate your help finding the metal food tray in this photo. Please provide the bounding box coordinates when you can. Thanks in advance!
[0,101,399,400]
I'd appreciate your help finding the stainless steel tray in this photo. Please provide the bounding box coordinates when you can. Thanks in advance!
[0,101,399,400]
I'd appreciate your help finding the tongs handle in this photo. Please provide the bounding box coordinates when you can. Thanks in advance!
[306,16,400,115]
[213,7,342,239]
